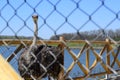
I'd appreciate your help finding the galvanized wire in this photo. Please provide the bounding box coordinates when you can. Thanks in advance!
[0,0,120,80]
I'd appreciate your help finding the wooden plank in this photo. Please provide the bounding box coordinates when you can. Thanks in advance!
[7,44,24,62]
[90,45,107,70]
[90,46,110,73]
[62,42,89,76]
[73,69,120,80]
[86,49,89,68]
[111,46,120,67]
[0,55,23,80]
[0,39,119,45]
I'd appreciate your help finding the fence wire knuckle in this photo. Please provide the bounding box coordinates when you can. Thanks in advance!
[0,0,120,80]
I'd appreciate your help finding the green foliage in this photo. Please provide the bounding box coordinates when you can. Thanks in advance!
[50,29,120,41]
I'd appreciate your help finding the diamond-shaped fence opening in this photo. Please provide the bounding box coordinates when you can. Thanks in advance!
[0,0,7,9]
[9,0,24,10]
[36,0,54,19]
[92,6,116,28]
[68,9,89,29]
[105,0,120,13]
[39,25,55,39]
[56,0,76,17]
[0,27,15,36]
[0,18,7,32]
[9,16,24,33]
[17,3,34,21]
[0,0,120,80]
[79,0,102,15]
[1,5,15,21]
[46,11,65,31]
[16,26,33,37]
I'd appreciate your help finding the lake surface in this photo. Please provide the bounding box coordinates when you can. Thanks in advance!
[0,46,119,79]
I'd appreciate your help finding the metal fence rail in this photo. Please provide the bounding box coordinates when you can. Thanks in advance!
[0,0,120,80]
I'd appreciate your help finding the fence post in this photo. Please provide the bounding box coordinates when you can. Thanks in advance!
[105,38,111,79]
[86,49,89,68]
[106,38,111,67]
[58,36,65,80]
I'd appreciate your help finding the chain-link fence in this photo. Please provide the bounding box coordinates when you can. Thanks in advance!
[0,0,120,80]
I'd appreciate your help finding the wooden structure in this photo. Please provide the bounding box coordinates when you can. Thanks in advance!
[0,38,120,80]
[0,55,23,80]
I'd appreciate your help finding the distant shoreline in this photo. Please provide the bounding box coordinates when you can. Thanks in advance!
[69,46,103,49]
[0,35,43,39]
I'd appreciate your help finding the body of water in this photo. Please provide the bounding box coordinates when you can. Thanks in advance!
[0,46,119,79]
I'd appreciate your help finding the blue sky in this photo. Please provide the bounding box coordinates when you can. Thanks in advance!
[0,0,120,39]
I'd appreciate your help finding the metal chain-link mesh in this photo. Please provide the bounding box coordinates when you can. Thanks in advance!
[0,0,120,80]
